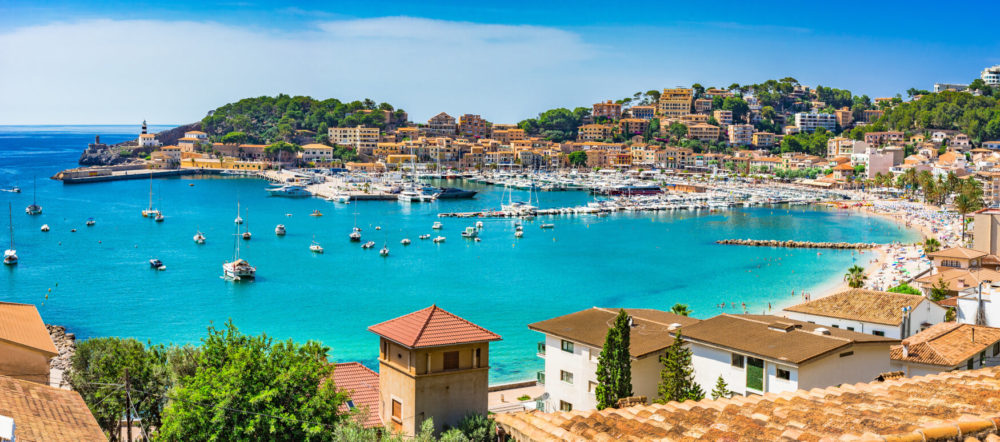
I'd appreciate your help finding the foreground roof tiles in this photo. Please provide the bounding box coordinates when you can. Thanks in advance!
[495,366,1000,441]
[368,305,500,348]
[333,362,382,428]
[782,289,928,326]
[891,322,1000,367]
[0,302,58,356]
[927,246,988,260]
[0,376,105,441]
[528,308,700,358]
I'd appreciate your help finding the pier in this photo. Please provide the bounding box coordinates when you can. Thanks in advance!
[716,239,879,249]
[53,167,223,184]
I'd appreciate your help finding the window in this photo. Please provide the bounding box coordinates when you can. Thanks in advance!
[588,381,598,393]
[846,327,855,331]
[391,398,402,431]
[560,370,574,384]
[839,351,854,358]
[731,354,745,368]
[872,330,885,337]
[537,371,545,385]
[443,351,459,370]
[561,340,574,353]
[776,367,791,380]
[968,359,975,369]
[347,400,356,410]
[475,348,482,368]
[559,401,573,412]
[982,351,987,366]
[994,342,1000,356]
[831,324,840,328]
[535,400,546,412]
[537,342,546,355]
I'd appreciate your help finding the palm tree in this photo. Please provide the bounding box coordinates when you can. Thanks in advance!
[670,304,692,317]
[844,265,867,289]
[954,193,977,241]
[924,238,941,253]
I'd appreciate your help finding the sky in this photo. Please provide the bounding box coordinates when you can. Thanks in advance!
[1,0,998,125]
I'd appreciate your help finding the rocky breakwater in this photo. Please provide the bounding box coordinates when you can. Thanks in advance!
[46,324,77,389]
[716,239,880,249]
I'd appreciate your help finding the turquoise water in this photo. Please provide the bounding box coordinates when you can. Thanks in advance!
[0,126,919,382]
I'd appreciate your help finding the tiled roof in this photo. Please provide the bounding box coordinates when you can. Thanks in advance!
[0,302,58,356]
[495,366,1000,441]
[782,289,928,326]
[681,314,897,365]
[0,376,105,441]
[891,322,1000,367]
[528,308,700,358]
[368,305,500,349]
[915,268,1000,291]
[927,247,988,260]
[333,362,382,428]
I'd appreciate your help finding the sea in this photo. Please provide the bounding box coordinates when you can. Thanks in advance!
[0,125,920,383]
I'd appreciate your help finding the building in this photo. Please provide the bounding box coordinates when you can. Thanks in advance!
[864,131,905,146]
[890,322,1000,377]
[0,375,106,441]
[658,88,693,118]
[751,132,775,148]
[687,123,721,142]
[300,143,334,163]
[577,124,613,142]
[457,114,488,139]
[528,307,700,411]
[0,302,58,385]
[425,112,457,137]
[983,65,1000,87]
[333,362,382,428]
[926,247,988,270]
[183,130,208,141]
[592,100,622,120]
[935,83,969,92]
[627,105,655,120]
[727,124,753,146]
[793,112,837,133]
[682,315,897,397]
[368,305,501,436]
[693,98,712,114]
[974,210,1000,254]
[328,125,380,154]
[492,128,526,144]
[495,366,1000,441]
[834,107,853,128]
[617,118,648,137]
[713,110,733,126]
[781,289,946,339]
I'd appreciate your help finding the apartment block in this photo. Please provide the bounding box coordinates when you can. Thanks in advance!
[835,107,853,128]
[687,123,721,142]
[794,112,837,133]
[752,132,776,148]
[618,118,648,137]
[728,124,754,146]
[577,124,614,142]
[694,98,713,114]
[328,125,380,154]
[458,114,489,139]
[713,110,733,126]
[492,128,527,144]
[864,131,905,146]
[628,105,656,120]
[426,112,457,137]
[658,88,693,118]
[592,100,622,120]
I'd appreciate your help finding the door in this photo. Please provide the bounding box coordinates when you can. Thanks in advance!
[746,357,764,392]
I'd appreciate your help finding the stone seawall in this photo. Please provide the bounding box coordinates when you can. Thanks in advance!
[47,324,76,389]
[716,239,879,249]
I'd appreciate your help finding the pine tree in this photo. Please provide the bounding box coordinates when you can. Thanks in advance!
[595,309,633,410]
[710,375,732,400]
[657,329,704,403]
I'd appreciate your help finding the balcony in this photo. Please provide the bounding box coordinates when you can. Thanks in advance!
[537,371,545,385]
[537,342,546,357]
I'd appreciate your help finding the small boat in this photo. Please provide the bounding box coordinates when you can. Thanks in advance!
[242,231,252,240]
[193,231,206,244]
[515,231,524,238]
[461,227,478,238]
[375,226,381,231]
[86,218,96,226]
[310,241,324,253]
[155,213,164,222]
[474,237,481,242]
[362,241,376,249]
[141,174,156,217]
[4,203,16,266]
[401,238,411,245]
[433,187,477,199]
[349,230,362,242]
[379,244,389,256]
[432,222,443,230]
[419,234,431,240]
[433,236,446,243]
[223,218,255,281]
[70,229,76,232]
[234,215,243,224]
[540,223,554,229]
[266,184,311,197]
[26,177,42,215]
[40,224,49,232]
[516,225,523,231]
[149,258,164,268]
[189,183,194,187]
[310,210,323,217]
[275,224,286,236]
[476,221,484,229]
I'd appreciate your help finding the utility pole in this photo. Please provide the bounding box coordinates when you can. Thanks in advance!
[124,368,132,442]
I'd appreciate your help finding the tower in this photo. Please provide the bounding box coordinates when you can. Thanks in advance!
[141,120,147,135]
[368,305,501,436]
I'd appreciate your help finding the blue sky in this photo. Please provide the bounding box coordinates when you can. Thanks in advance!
[1,0,998,124]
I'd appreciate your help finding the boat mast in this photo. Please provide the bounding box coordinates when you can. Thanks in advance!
[32,177,37,206]
[148,173,153,211]
[7,202,13,250]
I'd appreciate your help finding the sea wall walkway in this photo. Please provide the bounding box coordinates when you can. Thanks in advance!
[716,239,880,249]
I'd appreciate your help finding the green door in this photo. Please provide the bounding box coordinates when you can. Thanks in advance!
[746,357,764,392]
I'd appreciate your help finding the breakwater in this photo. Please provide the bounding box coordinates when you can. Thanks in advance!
[716,239,880,249]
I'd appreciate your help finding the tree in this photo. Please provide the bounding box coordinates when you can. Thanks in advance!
[157,320,349,440]
[595,309,633,410]
[265,141,303,163]
[924,238,942,253]
[670,304,691,316]
[657,330,704,403]
[844,265,867,288]
[930,277,951,302]
[887,283,921,295]
[454,412,495,442]
[720,97,751,122]
[710,375,732,400]
[668,122,688,139]
[568,151,588,168]
[221,131,249,145]
[69,338,170,439]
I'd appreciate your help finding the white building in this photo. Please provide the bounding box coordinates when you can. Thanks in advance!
[138,134,160,148]
[184,130,208,141]
[794,112,837,133]
[727,124,753,146]
[528,307,699,412]
[300,143,335,163]
[890,322,1000,377]
[781,289,947,339]
[983,65,1000,87]
[683,315,897,396]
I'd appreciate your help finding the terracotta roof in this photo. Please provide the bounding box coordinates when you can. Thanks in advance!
[833,162,855,170]
[528,308,700,358]
[495,366,1000,441]
[184,130,206,134]
[681,314,897,365]
[927,247,988,260]
[0,376,105,441]
[0,303,57,356]
[891,322,1000,367]
[915,268,1000,291]
[368,305,500,349]
[782,289,929,326]
[333,362,382,428]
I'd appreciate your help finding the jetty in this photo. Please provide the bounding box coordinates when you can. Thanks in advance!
[53,166,223,184]
[716,239,879,249]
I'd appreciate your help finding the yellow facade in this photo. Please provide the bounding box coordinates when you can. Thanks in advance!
[658,88,693,118]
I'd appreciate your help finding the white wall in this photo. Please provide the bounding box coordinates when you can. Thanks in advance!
[690,343,751,396]
[540,334,598,411]
[782,299,946,340]
[796,343,893,390]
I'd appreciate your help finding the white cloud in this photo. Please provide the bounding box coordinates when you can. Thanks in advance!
[0,17,606,124]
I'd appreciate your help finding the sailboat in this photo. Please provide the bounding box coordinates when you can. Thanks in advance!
[193,230,206,244]
[349,211,362,241]
[223,204,256,280]
[234,200,244,224]
[25,177,42,215]
[379,242,389,257]
[242,208,252,240]
[141,173,159,217]
[4,203,17,265]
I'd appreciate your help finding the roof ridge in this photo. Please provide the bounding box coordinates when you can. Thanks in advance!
[410,304,437,347]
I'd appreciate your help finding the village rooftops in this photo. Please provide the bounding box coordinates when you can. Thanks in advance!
[681,314,897,365]
[333,362,382,428]
[927,246,988,260]
[915,267,1000,291]
[367,304,500,349]
[782,289,929,326]
[0,302,58,356]
[494,365,1000,441]
[890,322,1000,367]
[528,307,700,358]
[0,376,105,441]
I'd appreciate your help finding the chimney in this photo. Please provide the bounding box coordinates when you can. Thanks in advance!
[901,339,910,358]
[0,415,13,442]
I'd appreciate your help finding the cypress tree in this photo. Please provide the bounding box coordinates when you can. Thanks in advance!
[710,375,732,400]
[595,309,633,410]
[657,329,704,403]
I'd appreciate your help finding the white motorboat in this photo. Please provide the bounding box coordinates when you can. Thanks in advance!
[432,222,443,230]
[86,218,96,226]
[154,213,165,222]
[266,184,311,197]
[310,241,324,253]
[515,230,524,238]
[349,230,362,241]
[461,227,478,238]
[40,224,49,232]
[375,226,381,231]
[401,238,411,245]
[433,236,446,243]
[362,241,376,249]
[476,221,484,229]
[194,231,206,244]
[379,244,389,256]
[242,231,252,240]
[4,203,16,266]
[419,234,431,240]
[540,223,554,229]
[275,224,286,236]
[149,258,164,269]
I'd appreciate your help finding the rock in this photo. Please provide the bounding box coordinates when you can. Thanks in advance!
[46,324,77,389]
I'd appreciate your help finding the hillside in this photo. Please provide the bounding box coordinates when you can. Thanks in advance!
[878,91,1000,143]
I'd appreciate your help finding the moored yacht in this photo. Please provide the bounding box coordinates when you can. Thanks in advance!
[4,203,17,266]
[461,227,478,238]
[433,187,477,199]
[432,221,443,230]
[86,218,96,226]
[193,231,206,244]
[379,243,389,256]
[275,224,286,236]
[310,240,324,253]
[224,203,255,281]
[25,178,42,215]
[401,238,411,245]
[266,184,311,197]
[362,241,376,249]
